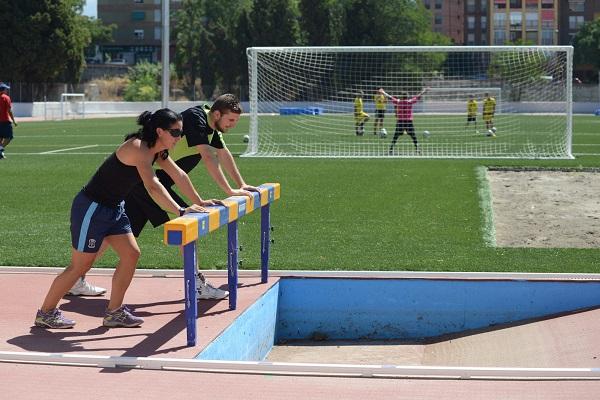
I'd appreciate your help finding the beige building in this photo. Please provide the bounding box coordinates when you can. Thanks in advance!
[490,0,559,45]
[98,0,183,64]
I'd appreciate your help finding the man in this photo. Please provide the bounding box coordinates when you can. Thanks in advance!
[71,94,258,300]
[353,90,369,136]
[379,87,427,154]
[465,95,478,134]
[482,93,496,136]
[373,89,386,136]
[0,82,18,159]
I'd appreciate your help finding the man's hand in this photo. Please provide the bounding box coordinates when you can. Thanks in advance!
[200,199,225,206]
[228,188,255,198]
[184,204,210,214]
[240,184,260,192]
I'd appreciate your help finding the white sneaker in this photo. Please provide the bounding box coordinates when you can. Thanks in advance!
[197,277,229,300]
[67,278,107,296]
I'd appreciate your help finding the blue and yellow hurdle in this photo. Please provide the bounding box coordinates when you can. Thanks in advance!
[164,183,280,346]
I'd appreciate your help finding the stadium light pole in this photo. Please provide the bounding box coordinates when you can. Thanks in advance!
[161,0,170,108]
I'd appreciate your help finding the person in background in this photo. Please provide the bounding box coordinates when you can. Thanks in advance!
[0,82,18,159]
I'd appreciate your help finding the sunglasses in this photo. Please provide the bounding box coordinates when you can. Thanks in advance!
[164,128,183,137]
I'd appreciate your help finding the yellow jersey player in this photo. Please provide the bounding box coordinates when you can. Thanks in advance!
[483,93,496,136]
[465,95,478,134]
[354,90,369,136]
[373,89,386,136]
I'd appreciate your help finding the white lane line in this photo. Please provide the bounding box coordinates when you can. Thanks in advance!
[39,145,99,154]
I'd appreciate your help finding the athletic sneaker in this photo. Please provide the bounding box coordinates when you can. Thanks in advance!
[0,151,5,160]
[197,275,229,300]
[103,305,144,328]
[35,308,76,329]
[67,278,107,296]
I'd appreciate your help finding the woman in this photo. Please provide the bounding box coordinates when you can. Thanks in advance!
[35,109,215,328]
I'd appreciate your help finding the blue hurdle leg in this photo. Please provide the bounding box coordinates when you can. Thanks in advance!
[183,241,198,346]
[261,204,271,283]
[227,220,238,310]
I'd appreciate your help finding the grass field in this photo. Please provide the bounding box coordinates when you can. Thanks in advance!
[0,114,599,273]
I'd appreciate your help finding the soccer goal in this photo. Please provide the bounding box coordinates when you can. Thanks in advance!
[60,93,86,120]
[245,46,573,159]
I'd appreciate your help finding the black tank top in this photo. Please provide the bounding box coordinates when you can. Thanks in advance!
[83,150,168,207]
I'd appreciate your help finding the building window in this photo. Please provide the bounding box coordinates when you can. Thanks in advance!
[467,0,476,12]
[510,0,522,8]
[568,0,584,12]
[494,30,506,44]
[424,0,430,9]
[526,0,538,8]
[526,31,538,43]
[481,0,488,11]
[154,10,161,22]
[435,14,443,25]
[435,0,442,9]
[154,27,161,40]
[468,16,476,30]
[134,29,144,40]
[134,0,144,3]
[494,13,506,29]
[510,11,522,29]
[510,30,523,42]
[495,0,507,9]
[481,36,488,44]
[525,12,538,30]
[467,33,476,44]
[131,11,145,21]
[569,15,585,30]
[481,16,487,29]
[541,0,553,9]
[541,29,554,44]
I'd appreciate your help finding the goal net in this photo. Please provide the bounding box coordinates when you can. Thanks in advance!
[245,46,573,159]
[60,93,86,120]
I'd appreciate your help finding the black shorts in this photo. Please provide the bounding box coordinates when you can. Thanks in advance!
[0,122,13,139]
[467,116,476,122]
[395,120,415,136]
[376,109,385,119]
[124,182,188,237]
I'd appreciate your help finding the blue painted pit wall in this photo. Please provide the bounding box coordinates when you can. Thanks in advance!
[197,277,600,361]
[196,282,279,361]
[276,278,600,341]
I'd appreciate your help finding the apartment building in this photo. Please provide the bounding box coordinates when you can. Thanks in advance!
[423,0,465,43]
[558,0,600,44]
[98,0,183,64]
[490,0,558,45]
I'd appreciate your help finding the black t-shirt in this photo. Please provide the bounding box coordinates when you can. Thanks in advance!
[156,105,225,187]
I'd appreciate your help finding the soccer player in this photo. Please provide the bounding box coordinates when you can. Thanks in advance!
[465,95,478,134]
[379,87,427,154]
[0,82,18,159]
[483,92,496,136]
[35,109,210,329]
[353,90,369,136]
[373,88,386,136]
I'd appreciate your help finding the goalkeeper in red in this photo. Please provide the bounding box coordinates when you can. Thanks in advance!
[379,87,427,154]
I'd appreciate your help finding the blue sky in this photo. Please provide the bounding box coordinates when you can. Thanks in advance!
[82,0,97,18]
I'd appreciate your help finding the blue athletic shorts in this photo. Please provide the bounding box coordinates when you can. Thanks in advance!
[0,122,13,139]
[70,191,133,253]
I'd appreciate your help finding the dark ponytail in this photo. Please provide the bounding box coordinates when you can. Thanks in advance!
[125,108,182,148]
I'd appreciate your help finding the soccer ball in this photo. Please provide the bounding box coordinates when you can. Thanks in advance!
[379,128,387,138]
[243,134,250,143]
[423,130,431,138]
[491,127,497,134]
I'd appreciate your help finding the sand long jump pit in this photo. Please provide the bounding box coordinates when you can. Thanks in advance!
[486,168,600,248]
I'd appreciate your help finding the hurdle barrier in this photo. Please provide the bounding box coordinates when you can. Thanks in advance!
[164,183,280,346]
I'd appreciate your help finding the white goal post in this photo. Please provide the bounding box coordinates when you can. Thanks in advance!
[245,46,573,159]
[60,93,86,120]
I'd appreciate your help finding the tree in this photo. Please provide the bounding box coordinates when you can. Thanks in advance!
[573,19,600,72]
[244,0,303,46]
[340,0,447,46]
[299,0,344,46]
[0,0,100,83]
